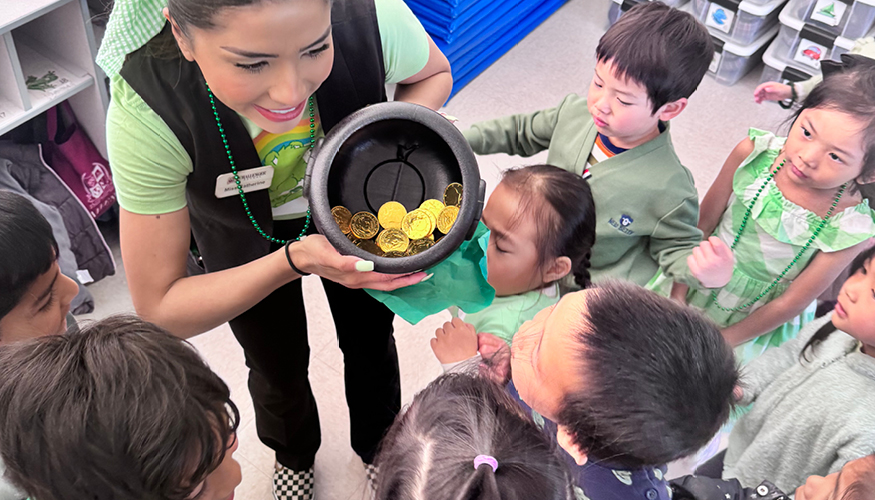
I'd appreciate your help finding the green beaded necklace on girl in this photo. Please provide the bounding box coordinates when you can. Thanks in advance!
[711,157,846,312]
[206,82,313,245]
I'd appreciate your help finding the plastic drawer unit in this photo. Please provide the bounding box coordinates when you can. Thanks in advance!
[759,38,815,84]
[692,0,786,45]
[770,0,874,70]
[709,24,780,84]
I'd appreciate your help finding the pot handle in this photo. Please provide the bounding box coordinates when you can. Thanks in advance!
[465,179,487,241]
[302,137,325,200]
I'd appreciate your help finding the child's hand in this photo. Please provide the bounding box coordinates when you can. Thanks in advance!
[753,82,793,104]
[689,236,735,289]
[431,318,478,364]
[478,333,511,384]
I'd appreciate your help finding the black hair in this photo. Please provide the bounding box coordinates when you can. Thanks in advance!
[374,373,572,500]
[790,62,875,192]
[500,165,597,289]
[0,315,240,500]
[0,191,59,324]
[597,1,714,114]
[802,245,875,361]
[557,281,738,467]
[167,0,330,38]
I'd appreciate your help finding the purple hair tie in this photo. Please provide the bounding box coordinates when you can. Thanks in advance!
[473,454,498,472]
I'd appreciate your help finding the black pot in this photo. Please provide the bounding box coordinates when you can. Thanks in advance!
[304,102,485,274]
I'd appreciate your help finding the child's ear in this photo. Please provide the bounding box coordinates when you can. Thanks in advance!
[541,256,572,284]
[656,98,688,122]
[857,170,875,185]
[164,8,195,62]
[557,425,588,466]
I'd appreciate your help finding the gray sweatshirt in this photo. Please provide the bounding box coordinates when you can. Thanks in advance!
[723,313,875,493]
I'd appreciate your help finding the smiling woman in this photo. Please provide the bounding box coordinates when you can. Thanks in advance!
[97,0,451,498]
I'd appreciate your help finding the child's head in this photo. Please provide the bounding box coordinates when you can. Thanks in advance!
[510,281,737,467]
[786,63,875,194]
[795,454,875,500]
[0,191,77,344]
[374,373,571,500]
[804,244,875,357]
[482,164,596,296]
[590,1,713,148]
[0,315,241,500]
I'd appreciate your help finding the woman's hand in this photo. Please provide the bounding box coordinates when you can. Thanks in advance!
[753,82,793,104]
[288,235,424,291]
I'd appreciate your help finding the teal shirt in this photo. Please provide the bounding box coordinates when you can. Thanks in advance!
[465,284,560,345]
[463,94,703,289]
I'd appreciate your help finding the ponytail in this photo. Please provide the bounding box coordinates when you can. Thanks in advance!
[454,464,502,500]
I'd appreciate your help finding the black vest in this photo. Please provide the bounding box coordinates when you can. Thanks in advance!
[120,0,387,272]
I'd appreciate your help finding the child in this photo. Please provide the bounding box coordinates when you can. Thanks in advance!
[719,246,875,493]
[670,61,875,366]
[0,315,241,500]
[374,373,572,500]
[462,2,723,291]
[431,165,595,369]
[0,191,78,345]
[451,281,738,500]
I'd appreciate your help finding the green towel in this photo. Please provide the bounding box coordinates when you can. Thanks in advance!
[366,222,494,324]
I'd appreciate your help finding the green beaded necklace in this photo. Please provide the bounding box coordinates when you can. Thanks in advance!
[206,82,313,245]
[710,159,846,312]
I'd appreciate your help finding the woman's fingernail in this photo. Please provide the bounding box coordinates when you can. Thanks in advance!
[356,261,375,272]
[421,273,435,282]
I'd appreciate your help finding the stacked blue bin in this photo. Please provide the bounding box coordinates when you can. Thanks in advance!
[405,0,570,98]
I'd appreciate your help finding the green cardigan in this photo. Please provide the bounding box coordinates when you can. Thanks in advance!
[463,93,702,288]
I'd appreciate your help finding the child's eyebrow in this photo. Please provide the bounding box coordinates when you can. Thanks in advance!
[807,119,855,158]
[34,270,59,304]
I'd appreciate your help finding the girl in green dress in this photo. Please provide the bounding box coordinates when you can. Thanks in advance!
[674,61,875,367]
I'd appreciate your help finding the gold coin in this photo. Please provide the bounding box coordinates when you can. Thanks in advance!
[346,232,359,242]
[423,208,437,235]
[444,182,463,207]
[406,238,435,256]
[419,199,445,219]
[376,228,410,253]
[350,212,379,239]
[354,237,384,257]
[331,206,352,234]
[401,209,435,240]
[437,206,459,234]
[383,251,406,258]
[377,201,407,230]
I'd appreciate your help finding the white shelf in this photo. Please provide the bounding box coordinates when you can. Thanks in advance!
[0,0,75,35]
[0,0,107,155]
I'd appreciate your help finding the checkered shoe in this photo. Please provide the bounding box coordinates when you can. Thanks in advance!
[365,463,379,491]
[273,463,314,500]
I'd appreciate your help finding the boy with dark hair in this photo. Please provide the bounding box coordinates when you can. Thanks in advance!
[464,281,738,499]
[464,1,719,290]
[0,315,242,500]
[0,191,78,345]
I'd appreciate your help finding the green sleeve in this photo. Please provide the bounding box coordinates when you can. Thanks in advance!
[462,96,570,157]
[106,75,192,215]
[649,195,704,287]
[467,308,520,346]
[376,0,430,84]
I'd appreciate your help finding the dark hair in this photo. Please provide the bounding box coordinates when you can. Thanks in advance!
[500,165,597,288]
[0,315,240,500]
[791,63,875,192]
[802,245,875,361]
[0,191,59,323]
[557,281,738,467]
[375,373,572,500]
[840,455,875,500]
[167,0,330,38]
[597,1,714,114]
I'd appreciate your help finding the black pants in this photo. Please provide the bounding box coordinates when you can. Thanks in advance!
[227,218,400,471]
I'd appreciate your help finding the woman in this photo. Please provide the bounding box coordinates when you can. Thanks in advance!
[98,0,451,497]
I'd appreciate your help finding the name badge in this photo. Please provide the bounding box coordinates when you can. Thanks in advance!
[215,166,275,199]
